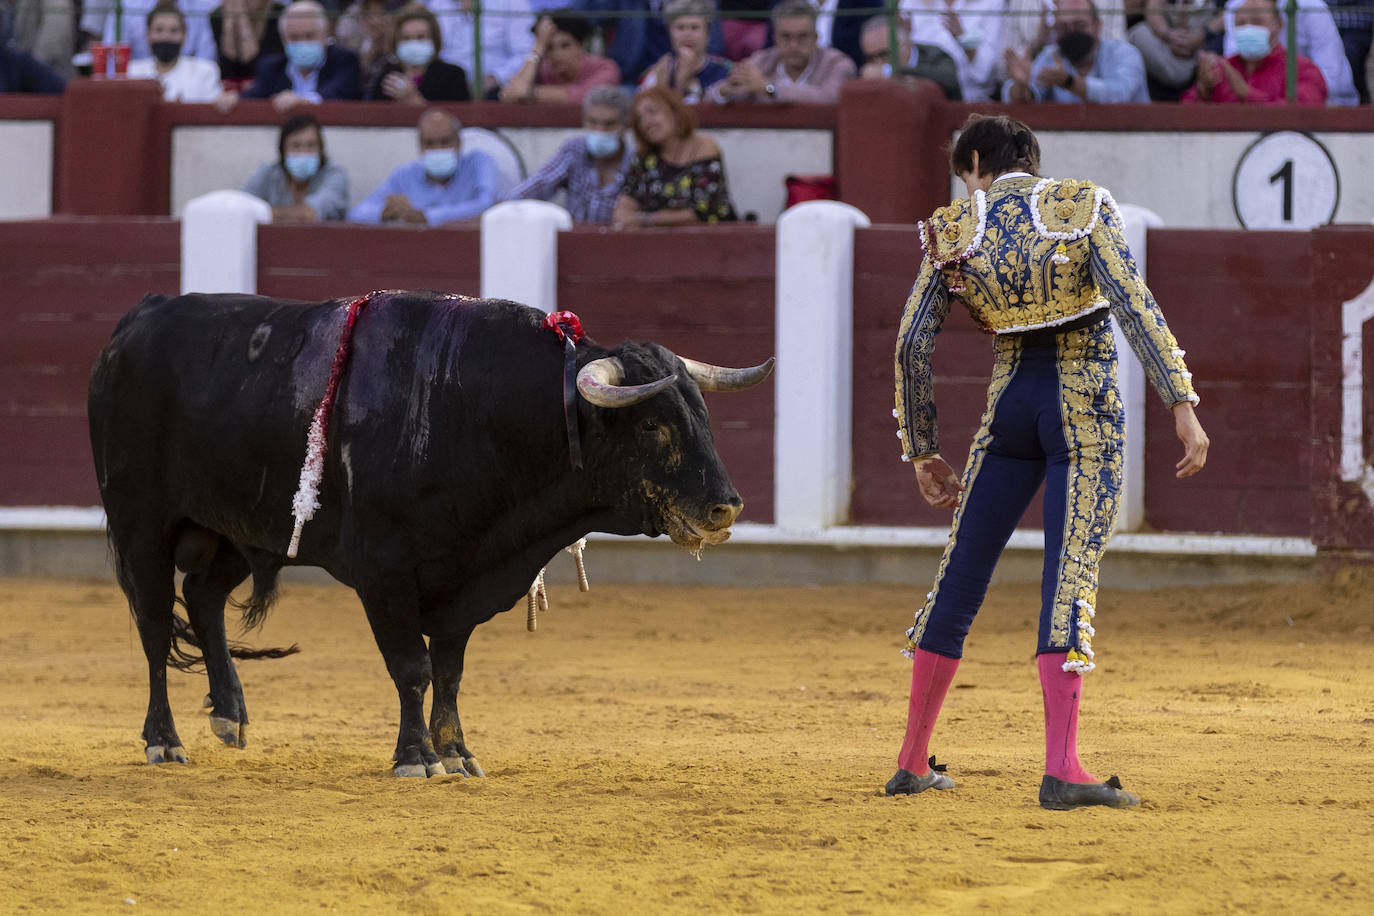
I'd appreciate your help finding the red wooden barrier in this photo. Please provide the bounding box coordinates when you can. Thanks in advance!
[1311,227,1374,551]
[257,223,481,301]
[0,218,180,506]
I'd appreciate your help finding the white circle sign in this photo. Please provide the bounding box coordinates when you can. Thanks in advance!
[1233,131,1339,230]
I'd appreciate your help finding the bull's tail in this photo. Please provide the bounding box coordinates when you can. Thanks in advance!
[230,559,282,632]
[168,597,300,673]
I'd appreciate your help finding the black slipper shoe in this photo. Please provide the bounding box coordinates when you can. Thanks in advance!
[1039,774,1140,810]
[884,757,955,796]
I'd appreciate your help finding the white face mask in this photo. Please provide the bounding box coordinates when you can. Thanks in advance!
[396,39,435,68]
[423,148,459,180]
[1233,24,1273,61]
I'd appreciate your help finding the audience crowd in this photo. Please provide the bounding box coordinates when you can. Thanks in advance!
[4,0,1372,225]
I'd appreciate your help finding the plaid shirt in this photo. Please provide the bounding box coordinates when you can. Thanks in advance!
[507,136,634,224]
[1326,0,1374,31]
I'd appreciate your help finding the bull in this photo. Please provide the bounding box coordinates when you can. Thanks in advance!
[87,291,772,777]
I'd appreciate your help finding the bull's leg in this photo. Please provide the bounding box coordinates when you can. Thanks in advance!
[429,627,485,778]
[357,586,443,777]
[121,547,187,764]
[182,536,252,749]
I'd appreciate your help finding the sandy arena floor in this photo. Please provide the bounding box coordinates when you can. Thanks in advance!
[1,566,1372,914]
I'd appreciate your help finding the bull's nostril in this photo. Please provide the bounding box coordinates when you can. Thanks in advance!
[709,502,742,528]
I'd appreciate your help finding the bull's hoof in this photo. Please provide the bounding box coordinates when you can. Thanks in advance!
[441,755,485,777]
[209,716,247,748]
[145,745,188,765]
[394,761,448,778]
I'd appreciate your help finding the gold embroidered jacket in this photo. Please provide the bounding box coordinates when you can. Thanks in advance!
[894,176,1198,459]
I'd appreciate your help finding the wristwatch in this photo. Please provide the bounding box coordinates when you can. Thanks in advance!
[764,82,776,97]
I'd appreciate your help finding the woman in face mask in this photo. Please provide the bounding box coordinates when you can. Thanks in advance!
[366,3,472,102]
[241,112,351,222]
[128,3,224,102]
[498,10,621,104]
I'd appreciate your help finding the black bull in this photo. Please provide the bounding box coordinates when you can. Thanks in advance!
[88,291,772,777]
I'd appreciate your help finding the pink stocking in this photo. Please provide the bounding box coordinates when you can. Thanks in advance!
[1037,652,1097,784]
[896,649,960,774]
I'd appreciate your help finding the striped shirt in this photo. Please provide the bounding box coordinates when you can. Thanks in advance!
[507,135,635,224]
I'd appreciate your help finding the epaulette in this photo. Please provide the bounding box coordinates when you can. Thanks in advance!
[919,195,982,266]
[1029,178,1118,264]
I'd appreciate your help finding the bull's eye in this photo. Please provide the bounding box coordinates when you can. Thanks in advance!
[640,419,658,433]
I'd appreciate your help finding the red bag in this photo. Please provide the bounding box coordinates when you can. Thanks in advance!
[785,174,837,207]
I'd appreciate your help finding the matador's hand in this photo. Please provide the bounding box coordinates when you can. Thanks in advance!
[914,455,964,509]
[1172,401,1209,478]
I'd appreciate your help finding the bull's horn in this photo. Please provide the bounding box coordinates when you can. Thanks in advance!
[576,357,677,408]
[679,356,775,392]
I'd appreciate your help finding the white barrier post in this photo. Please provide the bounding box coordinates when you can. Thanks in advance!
[480,200,573,314]
[1115,203,1163,533]
[180,190,272,295]
[774,201,871,531]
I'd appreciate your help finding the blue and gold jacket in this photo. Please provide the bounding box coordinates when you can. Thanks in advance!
[894,175,1198,459]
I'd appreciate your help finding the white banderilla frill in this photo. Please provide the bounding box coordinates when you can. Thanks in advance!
[526,539,591,633]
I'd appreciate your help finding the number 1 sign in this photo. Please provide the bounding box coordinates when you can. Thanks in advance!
[1232,131,1340,230]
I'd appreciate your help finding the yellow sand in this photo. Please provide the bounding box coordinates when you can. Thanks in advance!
[1,570,1371,914]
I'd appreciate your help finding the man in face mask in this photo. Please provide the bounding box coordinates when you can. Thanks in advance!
[127,3,223,102]
[348,110,502,226]
[1003,0,1149,102]
[1183,0,1328,104]
[237,0,361,111]
[506,85,635,224]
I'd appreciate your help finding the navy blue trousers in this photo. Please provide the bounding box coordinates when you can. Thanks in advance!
[905,318,1125,668]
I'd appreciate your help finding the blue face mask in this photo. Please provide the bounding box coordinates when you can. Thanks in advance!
[423,148,459,180]
[396,40,435,68]
[1233,24,1272,61]
[583,130,621,159]
[284,153,320,182]
[285,41,325,71]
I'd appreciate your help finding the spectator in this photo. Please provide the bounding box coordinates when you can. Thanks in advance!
[500,9,621,102]
[335,0,395,78]
[349,109,501,225]
[1003,0,1150,101]
[1128,0,1212,101]
[858,12,963,100]
[230,1,363,110]
[0,41,65,93]
[365,3,471,102]
[129,3,224,101]
[427,0,536,97]
[900,0,1007,100]
[719,0,772,61]
[211,0,287,86]
[640,0,733,102]
[5,0,76,77]
[1183,0,1327,102]
[507,85,635,222]
[82,0,219,64]
[588,0,728,85]
[1327,0,1373,103]
[1222,0,1358,104]
[611,84,736,228]
[242,112,350,220]
[819,0,886,70]
[710,0,856,102]
[1004,0,1130,66]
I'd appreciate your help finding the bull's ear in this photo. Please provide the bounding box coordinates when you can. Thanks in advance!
[576,358,677,408]
[678,356,775,392]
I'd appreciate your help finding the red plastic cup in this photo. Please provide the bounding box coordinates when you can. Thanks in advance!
[113,43,131,77]
[90,43,109,79]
